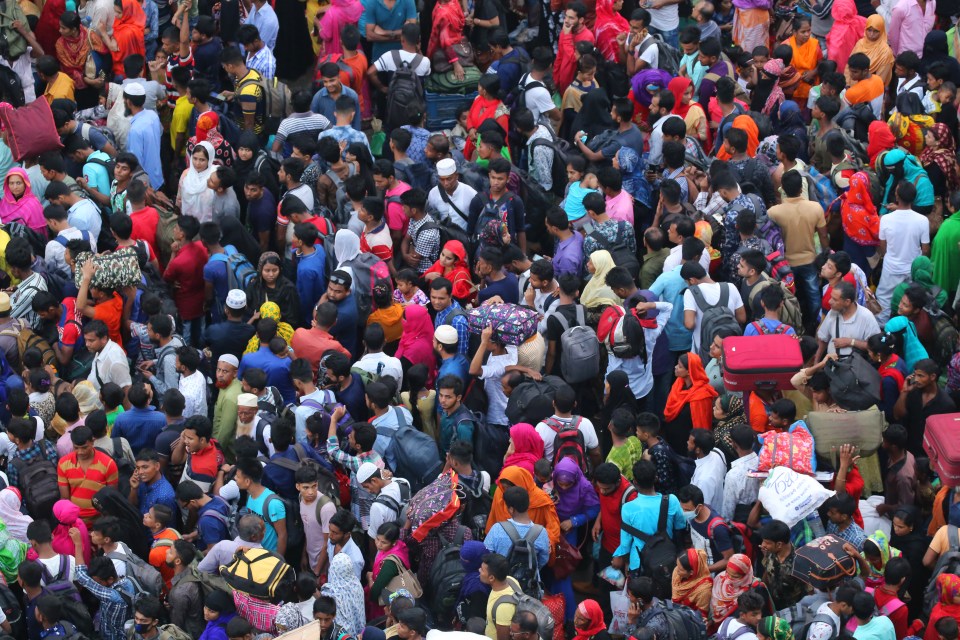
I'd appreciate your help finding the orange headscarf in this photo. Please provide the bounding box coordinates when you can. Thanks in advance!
[195,111,220,142]
[663,352,718,426]
[715,114,759,160]
[485,466,561,556]
[111,0,146,76]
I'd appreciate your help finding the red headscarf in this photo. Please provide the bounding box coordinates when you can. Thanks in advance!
[867,120,896,165]
[502,423,544,475]
[424,240,474,302]
[574,600,607,640]
[663,352,718,426]
[841,171,880,246]
[920,122,960,192]
[427,0,465,61]
[668,76,693,119]
[395,305,438,386]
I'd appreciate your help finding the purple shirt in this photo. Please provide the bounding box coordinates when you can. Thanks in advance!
[553,233,584,278]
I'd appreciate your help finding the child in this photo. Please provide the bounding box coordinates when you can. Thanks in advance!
[823,493,867,550]
[752,46,770,72]
[561,55,601,137]
[936,82,959,144]
[743,285,797,337]
[368,283,404,346]
[678,27,706,89]
[713,0,735,46]
[716,592,765,640]
[736,52,757,96]
[807,59,839,110]
[694,2,721,44]
[534,458,553,493]
[562,155,599,228]
[393,268,429,306]
[26,368,55,429]
[423,240,474,303]
[924,63,950,114]
[449,104,469,148]
[635,412,685,495]
[101,382,125,433]
[269,336,290,359]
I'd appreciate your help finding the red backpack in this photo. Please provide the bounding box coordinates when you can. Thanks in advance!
[545,416,588,472]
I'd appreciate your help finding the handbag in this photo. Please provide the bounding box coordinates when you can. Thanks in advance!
[551,535,583,580]
[790,534,858,591]
[84,30,99,80]
[863,287,882,315]
[384,555,423,598]
[431,40,477,73]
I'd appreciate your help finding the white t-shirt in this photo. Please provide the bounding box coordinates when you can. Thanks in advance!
[427,182,478,231]
[682,282,744,353]
[721,619,759,640]
[374,50,432,76]
[37,554,77,585]
[879,208,930,273]
[535,415,600,459]
[634,34,660,69]
[367,480,405,538]
[648,4,680,30]
[482,346,518,426]
[354,352,405,387]
[521,74,557,124]
[807,602,842,640]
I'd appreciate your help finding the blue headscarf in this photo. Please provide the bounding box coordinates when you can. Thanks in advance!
[458,540,491,599]
[881,148,935,209]
[884,316,929,370]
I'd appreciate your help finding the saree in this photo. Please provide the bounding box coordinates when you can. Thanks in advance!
[826,0,865,73]
[732,0,770,54]
[318,0,363,56]
[36,0,66,55]
[56,27,91,89]
[840,172,880,246]
[594,0,628,62]
[428,0,466,62]
[111,0,146,77]
[0,168,46,233]
[847,15,895,86]
[785,32,822,101]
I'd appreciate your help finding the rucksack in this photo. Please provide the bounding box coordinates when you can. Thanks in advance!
[836,103,875,142]
[428,525,468,626]
[0,65,24,107]
[79,122,118,150]
[597,305,650,361]
[380,407,443,493]
[837,127,869,165]
[210,245,257,291]
[765,249,796,294]
[501,522,545,599]
[492,576,555,640]
[372,476,413,525]
[10,456,59,526]
[58,599,96,639]
[237,71,292,134]
[553,305,599,384]
[706,516,745,556]
[801,167,839,213]
[349,252,392,321]
[414,218,471,259]
[2,222,48,259]
[86,156,116,182]
[717,616,756,640]
[155,624,194,640]
[38,555,82,602]
[823,349,882,411]
[544,416,588,473]
[589,222,639,282]
[621,495,677,599]
[179,564,233,600]
[262,438,341,511]
[528,137,571,198]
[106,543,163,597]
[637,34,682,75]
[792,612,840,640]
[459,471,493,540]
[925,524,960,614]
[200,504,240,541]
[747,274,803,331]
[385,51,426,131]
[95,437,134,494]
[504,72,543,111]
[395,158,435,191]
[689,283,742,361]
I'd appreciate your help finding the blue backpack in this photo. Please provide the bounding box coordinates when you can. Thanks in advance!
[210,245,257,291]
[801,167,839,213]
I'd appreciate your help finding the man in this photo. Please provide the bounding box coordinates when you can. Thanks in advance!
[181,415,226,495]
[430,278,470,357]
[121,54,167,111]
[53,112,117,158]
[242,0,278,49]
[41,205,95,278]
[220,47,265,136]
[164,540,205,637]
[313,63,363,131]
[236,23,275,80]
[5,238,47,327]
[8,417,58,490]
[175,481,231,552]
[481,553,517,640]
[356,324,404,384]
[682,261,746,355]
[45,178,103,242]
[238,319,296,404]
[274,91,331,158]
[535,384,602,466]
[112,383,166,455]
[155,390,187,479]
[677,484,734,573]
[197,512,263,572]
[139,314,185,396]
[437,374,475,456]
[358,462,408,542]
[893,361,956,457]
[57,426,119,524]
[647,90,684,167]
[366,21,430,93]
[843,53,885,119]
[85,320,132,395]
[716,592,764,640]
[62,138,113,210]
[688,429,726,513]
[203,289,257,366]
[75,258,124,348]
[128,597,173,640]
[611,460,686,573]
[724,129,776,208]
[554,2,595,95]
[758,519,810,615]
[427,158,477,232]
[582,192,637,270]
[275,159,316,255]
[516,47,560,131]
[69,550,133,640]
[130,449,176,518]
[396,607,428,640]
[365,383,414,472]
[823,493,867,550]
[233,457,287,555]
[293,223,328,322]
[360,0,417,60]
[662,215,711,274]
[163,215,207,346]
[806,585,858,640]
[324,508,365,580]
[621,9,656,74]
[576,99,645,163]
[887,0,935,57]
[262,417,325,500]
[123,83,164,190]
[468,159,526,252]
[810,96,841,174]
[697,38,735,107]
[876,180,931,323]
[176,347,207,419]
[125,181,159,255]
[213,354,242,461]
[815,281,880,360]
[484,486,551,570]
[400,189,441,274]
[290,357,336,446]
[545,208,583,279]
[291,302,350,378]
[319,271,359,358]
[711,77,745,154]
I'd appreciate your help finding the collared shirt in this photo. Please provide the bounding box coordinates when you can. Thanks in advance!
[427,182,477,231]
[311,85,362,130]
[553,233,584,279]
[434,303,470,356]
[67,198,102,239]
[168,567,205,637]
[722,452,761,522]
[407,215,441,273]
[113,406,167,453]
[694,189,728,221]
[136,475,177,516]
[815,306,881,356]
[245,2,279,49]
[8,439,58,487]
[692,448,727,511]
[888,0,935,56]
[825,520,867,550]
[246,45,277,80]
[179,370,208,419]
[57,450,119,521]
[45,227,96,277]
[233,590,281,633]
[89,341,132,390]
[75,565,133,640]
[10,271,46,327]
[126,110,164,189]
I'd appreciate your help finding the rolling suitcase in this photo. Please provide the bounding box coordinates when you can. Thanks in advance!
[722,335,803,391]
[924,413,960,485]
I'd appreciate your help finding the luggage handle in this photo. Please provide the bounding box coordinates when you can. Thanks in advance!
[825,552,857,577]
[752,380,779,390]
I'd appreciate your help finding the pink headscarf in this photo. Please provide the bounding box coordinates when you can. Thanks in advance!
[0,168,46,233]
[318,0,363,56]
[826,0,866,72]
[503,423,545,475]
[51,500,92,563]
[395,305,438,387]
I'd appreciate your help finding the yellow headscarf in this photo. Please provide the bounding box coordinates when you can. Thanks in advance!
[847,15,895,85]
[244,301,295,354]
[580,250,623,310]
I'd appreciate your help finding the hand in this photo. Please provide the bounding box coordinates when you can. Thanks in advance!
[11,20,26,34]
[562,21,572,34]
[129,473,141,490]
[465,16,475,26]
[592,519,601,541]
[220,91,235,102]
[482,295,505,306]
[69,527,83,544]
[481,325,494,343]
[453,62,465,81]
[616,32,628,45]
[170,240,183,254]
[832,337,853,349]
[331,405,346,424]
[139,359,156,371]
[81,259,96,281]
[842,542,859,557]
[838,443,860,469]
[575,130,587,142]
[904,374,917,391]
[560,519,574,532]
[627,600,641,623]
[76,176,89,190]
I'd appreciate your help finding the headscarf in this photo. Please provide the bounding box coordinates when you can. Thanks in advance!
[320,553,366,636]
[893,256,949,310]
[0,522,26,582]
[714,393,745,455]
[862,530,901,585]
[602,370,639,426]
[245,301,295,353]
[840,172,881,247]
[867,120,897,165]
[181,141,217,220]
[395,305,438,386]
[884,316,929,371]
[631,68,673,107]
[55,22,91,89]
[669,76,694,119]
[715,115,760,161]
[0,168,45,233]
[93,486,151,560]
[777,101,807,139]
[881,148,935,208]
[760,59,786,116]
[920,122,960,192]
[424,240,473,301]
[711,554,756,622]
[373,537,410,577]
[672,549,713,613]
[573,91,615,138]
[849,15,895,85]
[826,0,866,72]
[72,380,103,415]
[458,540,491,600]
[274,603,307,633]
[0,488,32,542]
[503,424,545,475]
[111,0,146,77]
[574,600,606,640]
[594,0,629,62]
[195,111,221,144]
[334,229,361,268]
[318,0,363,56]
[36,0,66,55]
[663,352,719,424]
[936,573,960,604]
[759,617,794,640]
[427,0,466,61]
[553,457,600,521]
[486,466,559,543]
[52,500,92,563]
[580,250,622,309]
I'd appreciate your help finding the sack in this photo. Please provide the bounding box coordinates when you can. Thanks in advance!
[386,51,426,130]
[637,34,681,75]
[72,247,142,291]
[924,524,960,615]
[219,548,293,600]
[552,534,582,581]
[791,534,858,591]
[106,544,163,597]
[210,245,257,291]
[544,416,588,472]
[384,555,424,598]
[807,408,884,460]
[382,407,443,493]
[502,520,544,598]
[757,421,816,475]
[824,352,881,411]
[793,613,840,640]
[589,222,639,281]
[467,303,539,346]
[428,526,467,626]
[596,305,650,361]
[689,283,742,361]
[553,305,599,384]
[0,99,63,161]
[622,495,676,599]
[11,457,59,527]
[758,467,834,528]
[660,600,709,640]
[492,577,555,640]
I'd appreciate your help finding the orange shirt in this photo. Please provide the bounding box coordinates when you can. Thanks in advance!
[341,52,368,115]
[94,293,124,347]
[57,451,119,523]
[150,527,182,590]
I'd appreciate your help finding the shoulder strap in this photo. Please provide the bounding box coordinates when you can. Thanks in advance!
[501,519,521,543]
[950,524,959,550]
[656,494,669,534]
[718,282,730,308]
[554,312,570,332]
[688,284,709,312]
[439,186,468,222]
[575,304,585,326]
[393,406,408,429]
[522,523,544,544]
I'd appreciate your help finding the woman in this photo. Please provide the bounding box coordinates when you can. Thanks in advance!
[783,16,821,105]
[553,458,600,620]
[669,76,709,146]
[751,59,786,121]
[0,488,31,542]
[52,500,92,563]
[920,123,960,196]
[581,250,622,315]
[868,120,897,166]
[427,0,466,67]
[320,553,366,636]
[334,229,361,280]
[840,172,881,272]
[595,0,628,62]
[672,549,713,616]
[0,168,45,233]
[457,540,491,623]
[0,521,26,582]
[423,241,474,304]
[921,31,960,86]
[848,530,901,588]
[924,575,960,640]
[187,112,235,169]
[234,132,280,200]
[244,302,294,353]
[573,90,616,141]
[598,370,638,452]
[732,0,770,55]
[716,114,760,161]
[713,393,745,461]
[573,600,610,640]
[366,522,411,617]
[711,554,764,630]
[888,95,936,158]
[846,15,895,86]
[36,0,66,55]
[485,466,560,550]
[93,486,151,560]
[890,506,931,620]
[880,147,935,214]
[503,423,545,476]
[245,252,301,328]
[663,352,719,453]
[401,364,436,440]
[892,257,948,314]
[395,305,438,387]
[198,588,237,640]
[274,0,314,79]
[274,603,307,634]
[464,75,510,160]
[317,0,363,56]
[55,12,97,106]
[103,0,146,78]
[758,617,793,640]
[885,306,930,370]
[777,102,809,160]
[177,142,217,223]
[867,332,908,422]
[826,0,865,73]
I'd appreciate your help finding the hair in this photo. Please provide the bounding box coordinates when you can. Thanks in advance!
[632,459,657,490]
[778,134,802,164]
[677,484,705,506]
[503,485,530,512]
[853,591,876,620]
[936,617,959,640]
[769,398,796,423]
[183,415,213,441]
[758,519,791,544]
[915,358,942,377]
[738,591,766,615]
[482,553,510,581]
[816,95,841,120]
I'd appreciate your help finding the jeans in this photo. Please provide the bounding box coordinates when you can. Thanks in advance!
[791,262,821,330]
[648,25,679,48]
[183,317,204,348]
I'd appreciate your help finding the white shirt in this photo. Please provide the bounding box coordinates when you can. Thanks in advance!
[374,50,432,76]
[648,3,679,30]
[879,208,929,273]
[367,479,404,538]
[692,448,727,511]
[45,228,97,278]
[89,340,132,390]
[535,414,600,459]
[481,346,518,426]
[721,618,759,640]
[521,74,557,125]
[896,76,925,102]
[648,114,683,166]
[37,554,77,585]
[816,306,881,356]
[605,301,672,398]
[179,370,208,418]
[634,34,660,69]
[807,602,842,640]
[427,181,477,231]
[662,243,711,275]
[721,452,761,522]
[682,282,745,353]
[354,352,404,386]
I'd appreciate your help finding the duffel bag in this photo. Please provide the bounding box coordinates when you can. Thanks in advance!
[72,247,143,291]
[790,534,858,591]
[467,303,538,346]
[807,407,884,460]
[0,100,63,161]
[824,352,881,411]
[757,421,816,475]
[219,548,293,600]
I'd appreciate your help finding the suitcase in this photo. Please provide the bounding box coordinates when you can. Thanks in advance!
[722,335,803,391]
[791,534,858,591]
[924,413,960,486]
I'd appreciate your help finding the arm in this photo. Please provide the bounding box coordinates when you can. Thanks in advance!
[574,134,607,163]
[922,242,930,256]
[924,545,940,569]
[545,339,557,375]
[273,512,288,556]
[76,260,97,318]
[734,305,746,325]
[893,381,913,420]
[468,326,492,376]
[684,309,696,330]
[13,20,44,57]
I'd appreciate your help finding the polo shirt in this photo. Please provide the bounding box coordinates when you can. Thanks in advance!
[57,450,119,521]
[82,152,113,198]
[182,441,225,493]
[816,306,881,356]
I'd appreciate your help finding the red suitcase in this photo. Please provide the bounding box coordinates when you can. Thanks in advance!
[722,335,803,391]
[924,413,960,486]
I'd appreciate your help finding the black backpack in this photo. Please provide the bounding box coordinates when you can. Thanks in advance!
[0,65,24,107]
[590,222,640,282]
[502,520,544,598]
[527,137,571,198]
[428,525,468,628]
[86,156,116,182]
[621,495,677,599]
[11,456,59,527]
[504,72,543,111]
[385,51,425,131]
[96,438,134,494]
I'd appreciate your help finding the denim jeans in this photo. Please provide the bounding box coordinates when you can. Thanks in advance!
[791,262,821,330]
[649,25,679,48]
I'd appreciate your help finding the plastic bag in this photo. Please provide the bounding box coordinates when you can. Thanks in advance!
[609,587,630,636]
[758,466,834,528]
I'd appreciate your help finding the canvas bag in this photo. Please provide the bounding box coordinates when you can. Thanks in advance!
[467,303,539,346]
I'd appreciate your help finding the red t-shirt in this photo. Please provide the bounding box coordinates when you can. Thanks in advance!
[130,206,160,261]
[163,240,208,320]
[58,297,83,349]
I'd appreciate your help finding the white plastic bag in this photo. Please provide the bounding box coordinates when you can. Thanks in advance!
[860,496,891,539]
[609,586,631,636]
[758,466,835,527]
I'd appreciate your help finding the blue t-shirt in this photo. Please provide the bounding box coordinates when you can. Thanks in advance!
[743,318,797,337]
[615,493,686,570]
[295,249,327,324]
[360,0,417,59]
[113,406,167,453]
[244,489,286,552]
[197,496,232,550]
[83,151,113,198]
[204,249,237,323]
[331,294,359,357]
[477,272,519,305]
[247,191,277,236]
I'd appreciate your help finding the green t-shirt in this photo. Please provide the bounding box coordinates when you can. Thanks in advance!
[106,406,125,430]
[606,436,644,481]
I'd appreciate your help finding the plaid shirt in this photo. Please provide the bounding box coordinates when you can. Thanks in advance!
[434,303,470,356]
[75,565,133,640]
[246,46,277,80]
[407,215,441,274]
[233,590,281,633]
[326,437,383,474]
[8,439,59,488]
[694,190,728,222]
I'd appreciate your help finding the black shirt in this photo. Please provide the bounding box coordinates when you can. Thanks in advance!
[203,320,257,366]
[904,388,956,455]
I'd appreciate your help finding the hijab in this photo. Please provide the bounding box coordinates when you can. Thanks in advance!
[631,68,673,106]
[901,255,948,308]
[669,76,694,119]
[318,0,363,55]
[826,0,866,72]
[181,141,217,220]
[580,250,622,309]
[672,548,713,610]
[921,31,960,85]
[663,352,719,423]
[274,604,307,633]
[486,466,557,534]
[759,617,794,640]
[868,120,897,165]
[759,59,786,116]
[921,122,960,192]
[373,537,411,576]
[574,600,606,640]
[602,370,639,426]
[245,301,295,353]
[841,171,881,246]
[573,91,615,138]
[334,229,361,268]
[553,457,600,521]
[111,0,146,76]
[503,423,545,475]
[711,553,756,622]
[850,15,895,85]
[395,305,438,386]
[884,316,929,371]
[0,521,26,582]
[94,486,151,560]
[863,530,900,583]
[0,488,31,542]
[936,573,960,606]
[716,115,760,161]
[0,168,45,233]
[52,500,92,563]
[458,540,491,599]
[777,101,806,138]
[320,553,366,636]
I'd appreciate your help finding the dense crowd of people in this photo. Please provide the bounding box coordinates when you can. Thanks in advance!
[0,0,958,639]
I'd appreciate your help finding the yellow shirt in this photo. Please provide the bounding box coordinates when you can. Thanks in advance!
[43,72,75,104]
[170,95,193,151]
[485,584,516,640]
[236,69,265,136]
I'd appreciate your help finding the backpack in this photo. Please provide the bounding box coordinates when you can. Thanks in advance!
[95,437,134,494]
[657,440,695,487]
[106,543,163,597]
[925,524,960,614]
[372,476,413,525]
[543,416,588,473]
[414,218,471,259]
[237,72,292,134]
[395,158,434,191]
[836,103,875,142]
[38,555,82,602]
[837,127,869,165]
[553,305,599,384]
[589,222,639,282]
[459,471,493,540]
[596,305,651,361]
[385,51,426,131]
[2,222,48,259]
[156,625,194,640]
[179,563,234,600]
[380,407,443,493]
[79,122,118,150]
[219,548,294,601]
[210,245,257,291]
[504,72,542,111]
[200,505,240,541]
[492,576,555,640]
[0,65,24,107]
[528,137,571,198]
[706,516,745,555]
[621,495,677,599]
[747,274,803,331]
[765,249,796,294]
[10,456,59,526]
[502,522,545,598]
[717,616,757,640]
[689,283,742,361]
[637,34,682,75]
[428,525,468,627]
[323,167,355,226]
[86,156,116,182]
[0,324,57,369]
[262,438,341,511]
[801,167,839,213]
[793,613,840,640]
[349,252,392,321]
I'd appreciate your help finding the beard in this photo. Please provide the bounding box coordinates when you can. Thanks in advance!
[215,379,233,389]
[236,419,255,437]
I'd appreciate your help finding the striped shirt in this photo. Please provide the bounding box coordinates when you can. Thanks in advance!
[246,45,277,80]
[165,51,195,108]
[275,112,331,150]
[57,450,119,522]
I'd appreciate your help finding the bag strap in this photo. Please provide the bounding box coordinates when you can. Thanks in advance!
[501,519,521,543]
[656,494,669,534]
[439,186,469,222]
[554,312,570,333]
[689,284,709,312]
